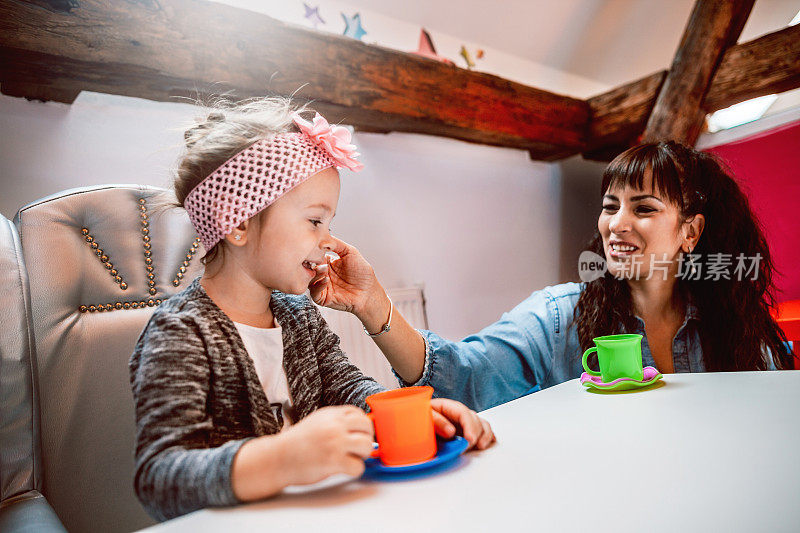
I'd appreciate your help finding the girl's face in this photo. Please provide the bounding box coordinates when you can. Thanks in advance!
[242,168,340,294]
[598,170,693,280]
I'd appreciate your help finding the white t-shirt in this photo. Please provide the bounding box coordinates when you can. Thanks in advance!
[233,319,295,429]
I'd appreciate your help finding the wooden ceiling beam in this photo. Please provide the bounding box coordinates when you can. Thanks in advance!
[642,0,755,145]
[583,70,667,161]
[1,1,795,163]
[705,24,800,111]
[583,22,800,162]
[0,0,589,160]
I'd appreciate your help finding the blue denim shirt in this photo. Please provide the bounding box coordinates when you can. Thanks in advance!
[411,282,712,412]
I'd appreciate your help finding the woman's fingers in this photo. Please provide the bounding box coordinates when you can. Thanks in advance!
[462,411,483,448]
[327,235,353,258]
[431,409,457,438]
[476,418,496,449]
[311,262,329,282]
[431,398,477,446]
[308,277,329,305]
[430,398,495,450]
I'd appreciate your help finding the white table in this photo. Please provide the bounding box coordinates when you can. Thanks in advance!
[143,371,800,533]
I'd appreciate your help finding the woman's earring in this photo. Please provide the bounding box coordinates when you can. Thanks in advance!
[685,247,699,279]
[234,234,242,241]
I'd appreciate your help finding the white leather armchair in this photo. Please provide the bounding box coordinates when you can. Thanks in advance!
[0,215,66,532]
[10,185,204,532]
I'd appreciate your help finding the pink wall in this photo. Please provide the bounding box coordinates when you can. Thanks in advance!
[706,120,800,302]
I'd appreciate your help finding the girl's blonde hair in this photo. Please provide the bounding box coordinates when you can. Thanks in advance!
[174,95,310,262]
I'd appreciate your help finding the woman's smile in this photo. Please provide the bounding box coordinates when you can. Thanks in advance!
[607,239,640,259]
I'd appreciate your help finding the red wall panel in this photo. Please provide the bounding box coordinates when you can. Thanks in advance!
[705,119,800,302]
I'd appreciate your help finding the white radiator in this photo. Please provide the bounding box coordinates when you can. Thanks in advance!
[317,286,428,389]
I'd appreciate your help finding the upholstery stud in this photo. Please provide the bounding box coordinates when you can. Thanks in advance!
[77,196,200,312]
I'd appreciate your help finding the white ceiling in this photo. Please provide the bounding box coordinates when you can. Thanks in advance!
[352,0,799,88]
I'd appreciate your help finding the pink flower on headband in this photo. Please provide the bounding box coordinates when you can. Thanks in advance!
[292,112,364,172]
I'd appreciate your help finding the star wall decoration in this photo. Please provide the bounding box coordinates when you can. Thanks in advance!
[303,3,325,29]
[342,12,367,40]
[459,45,476,69]
[413,28,454,65]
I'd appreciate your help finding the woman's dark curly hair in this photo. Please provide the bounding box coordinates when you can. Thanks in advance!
[575,141,792,371]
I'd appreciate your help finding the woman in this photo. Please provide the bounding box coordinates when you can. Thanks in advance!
[309,141,793,412]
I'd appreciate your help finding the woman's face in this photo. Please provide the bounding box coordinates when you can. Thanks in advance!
[598,170,689,281]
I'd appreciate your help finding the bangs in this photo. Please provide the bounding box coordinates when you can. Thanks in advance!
[601,143,685,209]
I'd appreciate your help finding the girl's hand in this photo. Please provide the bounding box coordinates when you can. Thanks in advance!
[309,237,384,319]
[430,398,496,450]
[278,406,375,485]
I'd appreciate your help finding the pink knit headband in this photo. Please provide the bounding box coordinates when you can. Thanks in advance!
[184,112,364,250]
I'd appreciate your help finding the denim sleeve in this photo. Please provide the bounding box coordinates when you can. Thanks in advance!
[403,290,562,412]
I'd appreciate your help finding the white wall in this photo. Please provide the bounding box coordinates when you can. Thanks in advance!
[0,91,562,340]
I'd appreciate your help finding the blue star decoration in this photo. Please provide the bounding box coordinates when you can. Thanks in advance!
[341,12,367,40]
[303,3,325,29]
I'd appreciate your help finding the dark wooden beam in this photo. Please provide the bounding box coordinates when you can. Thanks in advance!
[583,23,800,161]
[705,24,800,111]
[0,79,81,104]
[583,70,667,161]
[0,0,589,159]
[643,0,755,145]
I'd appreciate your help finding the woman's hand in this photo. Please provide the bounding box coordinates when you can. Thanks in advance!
[309,237,386,322]
[430,398,496,450]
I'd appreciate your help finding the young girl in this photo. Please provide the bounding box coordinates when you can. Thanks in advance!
[129,97,495,521]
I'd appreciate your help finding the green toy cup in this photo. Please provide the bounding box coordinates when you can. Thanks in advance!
[582,334,644,383]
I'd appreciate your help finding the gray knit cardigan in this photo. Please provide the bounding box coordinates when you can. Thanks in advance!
[129,277,385,521]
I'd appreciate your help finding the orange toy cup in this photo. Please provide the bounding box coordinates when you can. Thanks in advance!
[365,386,437,466]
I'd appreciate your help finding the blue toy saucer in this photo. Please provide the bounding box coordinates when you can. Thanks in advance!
[364,436,468,474]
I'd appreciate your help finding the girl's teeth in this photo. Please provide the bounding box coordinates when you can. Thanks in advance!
[303,261,317,270]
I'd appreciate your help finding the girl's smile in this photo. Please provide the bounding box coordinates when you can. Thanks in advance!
[302,260,319,277]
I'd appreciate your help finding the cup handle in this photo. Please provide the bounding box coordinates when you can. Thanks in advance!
[582,347,601,376]
[367,412,380,458]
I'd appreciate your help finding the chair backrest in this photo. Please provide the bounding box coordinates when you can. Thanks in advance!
[0,215,41,502]
[14,185,204,533]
